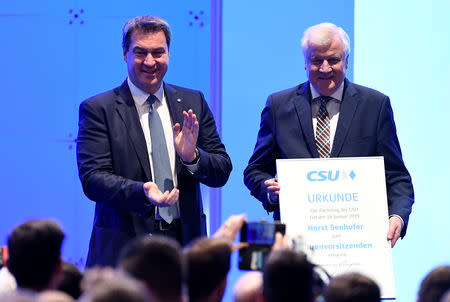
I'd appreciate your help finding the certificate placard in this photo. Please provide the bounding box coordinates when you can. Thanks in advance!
[276,157,395,299]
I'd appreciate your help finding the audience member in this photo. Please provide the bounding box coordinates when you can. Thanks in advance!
[0,267,16,294]
[117,235,182,302]
[0,291,36,302]
[418,265,450,302]
[263,249,313,302]
[6,219,65,292]
[79,267,149,302]
[38,290,74,302]
[233,271,263,302]
[324,272,380,302]
[440,289,450,302]
[214,215,246,242]
[56,262,82,299]
[184,237,232,302]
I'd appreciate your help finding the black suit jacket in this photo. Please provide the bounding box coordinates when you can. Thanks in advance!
[244,79,414,237]
[77,81,232,267]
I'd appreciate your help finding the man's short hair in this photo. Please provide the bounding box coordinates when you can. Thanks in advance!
[233,271,263,302]
[57,261,83,299]
[79,268,148,302]
[122,15,172,52]
[7,219,65,290]
[324,272,380,302]
[117,235,182,302]
[301,23,350,59]
[263,249,314,302]
[418,265,450,302]
[183,237,232,302]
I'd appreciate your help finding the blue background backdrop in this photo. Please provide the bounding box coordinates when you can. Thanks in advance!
[1,1,449,301]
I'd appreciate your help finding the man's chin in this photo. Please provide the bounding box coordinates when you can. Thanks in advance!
[316,82,337,96]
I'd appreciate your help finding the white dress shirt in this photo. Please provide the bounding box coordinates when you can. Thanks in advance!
[128,78,180,218]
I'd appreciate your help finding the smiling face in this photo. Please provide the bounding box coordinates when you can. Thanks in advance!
[123,30,169,94]
[304,36,348,96]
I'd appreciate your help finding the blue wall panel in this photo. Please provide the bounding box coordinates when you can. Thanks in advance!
[0,0,211,267]
[355,1,450,301]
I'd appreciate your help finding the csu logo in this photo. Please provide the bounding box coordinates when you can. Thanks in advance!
[306,170,356,182]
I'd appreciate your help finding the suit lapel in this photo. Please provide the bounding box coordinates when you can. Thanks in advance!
[331,79,358,157]
[115,81,152,180]
[163,83,184,174]
[293,82,319,157]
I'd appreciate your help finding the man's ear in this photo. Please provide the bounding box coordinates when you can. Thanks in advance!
[344,54,349,69]
[123,49,128,63]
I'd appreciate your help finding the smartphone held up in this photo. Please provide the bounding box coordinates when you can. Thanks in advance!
[238,221,286,271]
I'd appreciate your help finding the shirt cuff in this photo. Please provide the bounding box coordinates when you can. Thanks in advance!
[182,148,200,174]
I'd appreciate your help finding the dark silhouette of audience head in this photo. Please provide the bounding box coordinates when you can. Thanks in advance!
[117,235,182,302]
[57,261,83,299]
[324,272,380,302]
[184,237,232,302]
[262,249,314,302]
[6,219,65,292]
[418,265,450,302]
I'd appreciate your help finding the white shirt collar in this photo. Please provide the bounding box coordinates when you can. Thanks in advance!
[310,80,345,102]
[127,78,164,106]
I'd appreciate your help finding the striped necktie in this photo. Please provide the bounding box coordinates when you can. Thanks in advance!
[315,96,332,158]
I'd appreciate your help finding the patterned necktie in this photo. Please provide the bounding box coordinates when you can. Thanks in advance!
[316,96,332,158]
[147,95,178,223]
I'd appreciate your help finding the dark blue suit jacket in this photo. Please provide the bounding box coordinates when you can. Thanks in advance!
[77,81,232,267]
[244,79,413,237]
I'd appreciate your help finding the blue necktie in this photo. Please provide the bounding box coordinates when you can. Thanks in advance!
[148,95,178,223]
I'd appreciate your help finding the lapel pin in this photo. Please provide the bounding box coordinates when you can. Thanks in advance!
[177,98,182,103]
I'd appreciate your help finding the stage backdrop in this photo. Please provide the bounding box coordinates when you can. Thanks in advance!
[0,1,449,302]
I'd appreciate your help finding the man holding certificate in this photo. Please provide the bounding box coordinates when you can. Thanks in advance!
[244,22,414,247]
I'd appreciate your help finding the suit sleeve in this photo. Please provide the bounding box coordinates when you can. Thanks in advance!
[377,97,414,237]
[243,96,280,212]
[76,100,150,216]
[190,92,232,188]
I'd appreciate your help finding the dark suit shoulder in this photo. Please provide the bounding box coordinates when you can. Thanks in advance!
[164,83,203,98]
[347,81,389,100]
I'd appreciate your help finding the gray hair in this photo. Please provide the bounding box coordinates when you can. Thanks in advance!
[301,23,350,58]
[122,15,172,51]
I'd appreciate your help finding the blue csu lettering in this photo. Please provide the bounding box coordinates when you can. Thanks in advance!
[307,170,339,181]
[307,170,356,181]
[308,192,359,202]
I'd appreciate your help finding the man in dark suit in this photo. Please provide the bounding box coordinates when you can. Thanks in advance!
[77,15,232,267]
[244,23,413,247]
